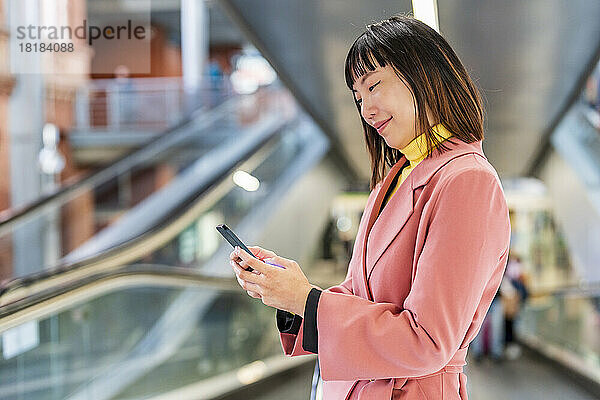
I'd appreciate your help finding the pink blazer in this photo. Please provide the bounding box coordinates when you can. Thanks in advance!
[280,139,511,399]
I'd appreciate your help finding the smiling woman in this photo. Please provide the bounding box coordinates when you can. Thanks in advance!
[351,64,424,150]
[230,14,510,400]
[345,15,485,189]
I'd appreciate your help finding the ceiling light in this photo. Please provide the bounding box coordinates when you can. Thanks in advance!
[233,170,260,192]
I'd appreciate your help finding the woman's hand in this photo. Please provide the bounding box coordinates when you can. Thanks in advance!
[229,246,274,300]
[229,246,313,317]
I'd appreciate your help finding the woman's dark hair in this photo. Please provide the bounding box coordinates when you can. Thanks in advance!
[345,15,485,189]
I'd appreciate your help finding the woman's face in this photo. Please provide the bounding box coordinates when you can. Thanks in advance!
[352,64,430,149]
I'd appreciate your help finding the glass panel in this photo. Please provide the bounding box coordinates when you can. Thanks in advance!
[0,282,282,399]
[145,117,317,269]
[519,292,600,376]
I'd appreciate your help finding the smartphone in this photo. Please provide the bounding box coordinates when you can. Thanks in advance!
[216,224,257,271]
[216,224,285,270]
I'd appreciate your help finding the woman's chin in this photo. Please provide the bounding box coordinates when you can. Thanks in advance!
[383,137,400,150]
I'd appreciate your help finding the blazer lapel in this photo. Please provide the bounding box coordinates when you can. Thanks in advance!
[360,157,407,300]
[364,165,414,287]
[361,139,486,299]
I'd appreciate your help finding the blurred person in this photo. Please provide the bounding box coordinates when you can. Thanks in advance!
[207,59,225,107]
[503,252,529,360]
[591,296,600,325]
[208,59,224,82]
[229,15,510,399]
[321,218,335,260]
[470,279,511,363]
[112,64,136,126]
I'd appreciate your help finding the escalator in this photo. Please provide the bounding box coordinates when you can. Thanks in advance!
[0,80,332,288]
[0,83,348,399]
[0,266,317,400]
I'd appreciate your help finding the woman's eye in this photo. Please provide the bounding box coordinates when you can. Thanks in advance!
[368,80,381,92]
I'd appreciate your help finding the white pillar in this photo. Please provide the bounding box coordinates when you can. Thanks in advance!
[8,0,44,206]
[181,0,209,113]
[7,0,46,276]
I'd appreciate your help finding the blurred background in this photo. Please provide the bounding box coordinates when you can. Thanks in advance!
[0,0,599,399]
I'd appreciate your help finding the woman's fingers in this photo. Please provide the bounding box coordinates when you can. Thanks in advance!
[248,246,277,259]
[235,248,275,275]
[235,274,261,298]
[230,246,279,269]
[229,250,265,301]
[263,255,296,270]
[229,249,242,262]
[237,276,261,293]
[232,262,265,285]
[230,251,255,272]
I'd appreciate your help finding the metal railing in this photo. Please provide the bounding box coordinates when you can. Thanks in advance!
[74,77,233,132]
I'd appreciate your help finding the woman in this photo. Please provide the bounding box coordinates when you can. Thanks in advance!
[230,15,510,399]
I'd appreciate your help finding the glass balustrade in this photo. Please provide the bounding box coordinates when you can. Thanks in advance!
[0,279,284,400]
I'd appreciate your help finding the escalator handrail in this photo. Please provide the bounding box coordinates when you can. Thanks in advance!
[0,264,239,322]
[0,262,340,330]
[528,281,600,298]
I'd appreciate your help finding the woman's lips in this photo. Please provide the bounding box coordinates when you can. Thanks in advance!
[376,117,393,134]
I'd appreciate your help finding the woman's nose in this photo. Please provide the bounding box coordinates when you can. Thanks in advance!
[361,99,377,121]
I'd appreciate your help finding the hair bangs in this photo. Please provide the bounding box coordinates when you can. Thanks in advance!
[344,33,388,90]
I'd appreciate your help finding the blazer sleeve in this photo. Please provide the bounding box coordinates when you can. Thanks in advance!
[279,268,354,356]
[315,168,511,381]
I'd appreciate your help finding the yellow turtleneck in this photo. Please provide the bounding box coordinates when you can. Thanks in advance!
[381,124,453,208]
